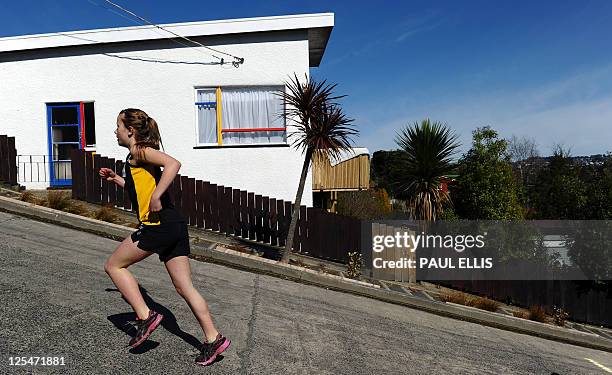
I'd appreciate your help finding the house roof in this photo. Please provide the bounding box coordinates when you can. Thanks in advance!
[329,147,370,167]
[0,13,334,67]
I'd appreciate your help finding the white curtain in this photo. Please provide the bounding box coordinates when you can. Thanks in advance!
[197,89,217,144]
[220,87,285,145]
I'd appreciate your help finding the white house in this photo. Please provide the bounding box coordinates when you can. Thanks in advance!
[0,13,336,207]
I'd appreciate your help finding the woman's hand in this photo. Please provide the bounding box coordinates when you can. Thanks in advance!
[149,195,162,213]
[147,195,163,223]
[99,167,125,188]
[99,167,117,182]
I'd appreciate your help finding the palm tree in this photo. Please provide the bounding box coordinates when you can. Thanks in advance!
[275,74,359,263]
[394,119,459,221]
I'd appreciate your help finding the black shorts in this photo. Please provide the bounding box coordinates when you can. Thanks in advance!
[131,220,191,262]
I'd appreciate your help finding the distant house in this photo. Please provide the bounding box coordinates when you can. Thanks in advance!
[439,175,458,194]
[312,148,370,212]
[0,13,335,207]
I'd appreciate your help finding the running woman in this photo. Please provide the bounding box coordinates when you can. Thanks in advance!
[100,108,230,366]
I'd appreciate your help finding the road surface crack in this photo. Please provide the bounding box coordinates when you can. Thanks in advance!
[239,274,260,374]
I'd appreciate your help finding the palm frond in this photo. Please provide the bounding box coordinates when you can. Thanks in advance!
[275,74,358,157]
[394,119,460,220]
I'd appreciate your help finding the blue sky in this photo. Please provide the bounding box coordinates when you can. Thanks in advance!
[2,0,612,156]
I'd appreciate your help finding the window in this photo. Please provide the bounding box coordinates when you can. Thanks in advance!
[195,86,286,146]
[46,101,96,186]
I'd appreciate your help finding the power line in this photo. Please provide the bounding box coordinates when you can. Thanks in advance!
[86,0,223,63]
[86,0,141,27]
[56,31,225,65]
[101,0,244,67]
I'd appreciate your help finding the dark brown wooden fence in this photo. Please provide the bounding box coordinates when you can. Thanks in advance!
[70,149,360,263]
[0,135,18,186]
[436,279,611,327]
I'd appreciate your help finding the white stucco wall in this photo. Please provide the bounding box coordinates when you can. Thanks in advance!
[0,30,313,206]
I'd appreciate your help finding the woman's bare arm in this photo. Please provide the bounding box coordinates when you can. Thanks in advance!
[99,167,125,188]
[134,147,181,200]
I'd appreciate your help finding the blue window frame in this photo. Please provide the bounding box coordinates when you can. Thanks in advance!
[47,104,82,186]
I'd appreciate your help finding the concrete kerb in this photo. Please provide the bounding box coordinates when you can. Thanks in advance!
[0,194,611,353]
[0,195,131,241]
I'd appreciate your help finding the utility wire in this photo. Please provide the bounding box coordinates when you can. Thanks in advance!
[56,31,224,65]
[86,0,222,62]
[86,0,141,27]
[101,0,244,67]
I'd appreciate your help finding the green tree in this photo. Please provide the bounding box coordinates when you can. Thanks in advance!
[370,150,411,200]
[275,74,358,263]
[582,153,612,219]
[336,188,392,220]
[394,119,460,220]
[454,126,524,220]
[529,146,587,219]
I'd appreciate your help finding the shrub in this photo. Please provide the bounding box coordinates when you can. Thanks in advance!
[336,188,392,220]
[512,310,529,319]
[20,191,39,204]
[552,305,569,326]
[441,291,472,306]
[469,297,501,312]
[63,201,88,216]
[45,190,72,210]
[93,206,119,224]
[527,305,549,323]
[345,251,363,279]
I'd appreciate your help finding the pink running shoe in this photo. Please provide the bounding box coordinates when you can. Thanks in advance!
[195,333,231,366]
[127,309,164,348]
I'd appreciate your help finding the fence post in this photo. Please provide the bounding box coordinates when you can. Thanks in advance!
[247,192,255,240]
[7,137,17,186]
[262,197,270,244]
[85,152,94,202]
[92,154,102,203]
[232,189,241,236]
[269,198,277,246]
[195,180,204,228]
[108,157,117,205]
[100,156,109,204]
[70,149,81,199]
[0,135,8,182]
[240,190,248,238]
[115,160,124,208]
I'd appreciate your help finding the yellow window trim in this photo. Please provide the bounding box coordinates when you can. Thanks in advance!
[216,87,222,146]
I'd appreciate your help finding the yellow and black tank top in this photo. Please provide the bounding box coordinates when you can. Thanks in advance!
[123,152,185,225]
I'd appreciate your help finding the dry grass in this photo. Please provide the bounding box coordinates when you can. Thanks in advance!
[511,306,551,323]
[527,305,549,323]
[441,292,501,312]
[441,291,472,306]
[44,190,72,211]
[223,243,252,254]
[15,189,137,227]
[315,262,328,272]
[470,297,501,312]
[513,310,529,319]
[289,258,307,267]
[62,201,89,216]
[93,206,120,224]
[35,190,90,216]
[20,191,40,204]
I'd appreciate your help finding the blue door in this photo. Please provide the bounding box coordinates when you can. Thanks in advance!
[47,104,82,186]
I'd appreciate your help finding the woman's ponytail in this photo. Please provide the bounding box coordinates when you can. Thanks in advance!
[119,108,164,161]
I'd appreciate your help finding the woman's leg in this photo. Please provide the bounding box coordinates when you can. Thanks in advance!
[164,255,219,343]
[104,235,153,320]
